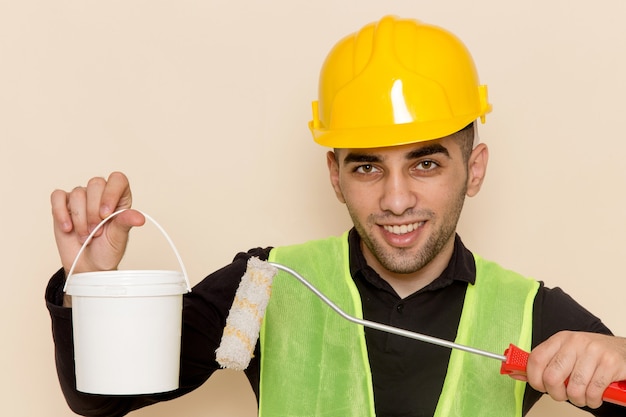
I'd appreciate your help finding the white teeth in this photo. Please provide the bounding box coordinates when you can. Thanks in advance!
[383,222,422,235]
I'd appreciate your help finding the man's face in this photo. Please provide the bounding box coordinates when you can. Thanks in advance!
[327,135,487,280]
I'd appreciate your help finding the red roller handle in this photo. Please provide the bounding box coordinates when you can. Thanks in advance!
[500,344,626,407]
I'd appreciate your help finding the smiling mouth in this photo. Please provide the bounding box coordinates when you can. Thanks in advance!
[382,222,424,235]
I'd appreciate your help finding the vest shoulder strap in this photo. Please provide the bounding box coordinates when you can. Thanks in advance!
[434,255,539,417]
[259,233,375,417]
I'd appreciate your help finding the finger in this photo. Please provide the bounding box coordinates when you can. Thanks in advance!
[86,177,106,235]
[564,339,610,407]
[67,186,89,242]
[584,369,611,409]
[105,209,146,250]
[542,351,574,402]
[565,362,594,407]
[100,171,132,218]
[526,338,561,392]
[51,189,72,233]
[583,345,623,409]
[527,338,571,401]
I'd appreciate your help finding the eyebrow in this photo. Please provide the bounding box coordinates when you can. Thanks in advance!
[342,143,450,166]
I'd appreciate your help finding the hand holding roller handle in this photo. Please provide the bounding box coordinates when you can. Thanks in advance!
[501,344,626,407]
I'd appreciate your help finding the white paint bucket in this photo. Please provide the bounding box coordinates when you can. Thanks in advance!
[64,210,191,395]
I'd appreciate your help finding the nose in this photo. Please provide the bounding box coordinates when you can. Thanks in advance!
[379,170,417,216]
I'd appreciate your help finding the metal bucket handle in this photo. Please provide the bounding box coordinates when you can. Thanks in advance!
[63,209,192,293]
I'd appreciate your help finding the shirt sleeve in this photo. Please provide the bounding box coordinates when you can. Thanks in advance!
[533,284,613,342]
[522,283,623,416]
[45,247,272,416]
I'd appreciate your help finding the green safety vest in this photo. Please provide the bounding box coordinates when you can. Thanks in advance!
[259,233,539,416]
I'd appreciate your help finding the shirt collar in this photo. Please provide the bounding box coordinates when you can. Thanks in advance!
[348,228,476,295]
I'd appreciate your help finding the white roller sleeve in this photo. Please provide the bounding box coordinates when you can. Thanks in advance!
[216,257,278,371]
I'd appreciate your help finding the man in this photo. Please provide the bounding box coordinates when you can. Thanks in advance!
[46,15,626,416]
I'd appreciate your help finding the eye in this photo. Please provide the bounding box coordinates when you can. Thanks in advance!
[415,160,439,171]
[354,164,380,174]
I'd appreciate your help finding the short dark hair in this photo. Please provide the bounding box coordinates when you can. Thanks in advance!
[454,122,475,163]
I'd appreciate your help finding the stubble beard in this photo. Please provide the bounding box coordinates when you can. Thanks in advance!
[349,189,467,275]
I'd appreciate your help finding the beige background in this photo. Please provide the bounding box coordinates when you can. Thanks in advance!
[2,0,626,416]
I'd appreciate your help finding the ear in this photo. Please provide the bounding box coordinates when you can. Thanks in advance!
[326,151,346,203]
[466,143,489,197]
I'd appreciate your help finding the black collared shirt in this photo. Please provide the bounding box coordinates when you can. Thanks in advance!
[46,230,623,416]
[350,230,476,416]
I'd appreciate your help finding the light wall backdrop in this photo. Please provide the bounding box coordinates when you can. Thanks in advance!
[2,1,625,416]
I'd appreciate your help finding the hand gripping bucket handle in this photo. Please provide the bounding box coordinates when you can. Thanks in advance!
[63,209,192,292]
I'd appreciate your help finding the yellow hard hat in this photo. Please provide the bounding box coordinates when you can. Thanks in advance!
[309,15,492,148]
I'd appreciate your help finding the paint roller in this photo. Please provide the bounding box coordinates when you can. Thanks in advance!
[215,257,626,407]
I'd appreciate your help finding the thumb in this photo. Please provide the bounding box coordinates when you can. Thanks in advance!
[65,209,147,275]
[104,209,146,250]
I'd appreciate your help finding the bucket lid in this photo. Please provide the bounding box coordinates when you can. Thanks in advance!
[65,270,189,297]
